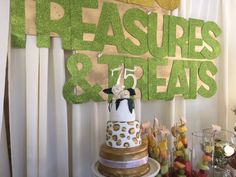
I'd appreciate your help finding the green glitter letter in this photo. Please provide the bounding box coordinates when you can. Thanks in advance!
[36,0,72,49]
[122,8,148,55]
[92,2,126,53]
[125,57,148,100]
[63,53,103,104]
[71,0,98,50]
[148,58,168,100]
[98,55,125,88]
[169,16,189,58]
[166,60,189,100]
[201,21,222,59]
[148,14,169,58]
[188,18,204,59]
[198,61,217,98]
[11,0,26,48]
[184,61,200,99]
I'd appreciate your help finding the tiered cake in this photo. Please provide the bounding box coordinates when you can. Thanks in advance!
[98,84,150,177]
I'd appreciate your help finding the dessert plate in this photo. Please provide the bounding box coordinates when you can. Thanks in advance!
[92,157,160,177]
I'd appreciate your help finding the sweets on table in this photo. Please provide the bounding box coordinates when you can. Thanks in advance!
[171,118,192,177]
[142,118,170,177]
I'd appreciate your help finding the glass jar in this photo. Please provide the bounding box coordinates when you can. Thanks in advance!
[192,131,214,177]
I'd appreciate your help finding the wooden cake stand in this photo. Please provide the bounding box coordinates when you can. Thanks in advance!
[92,157,160,177]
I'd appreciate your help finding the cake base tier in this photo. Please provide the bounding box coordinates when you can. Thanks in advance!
[98,162,150,177]
[100,142,148,161]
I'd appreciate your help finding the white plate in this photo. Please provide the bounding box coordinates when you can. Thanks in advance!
[92,157,160,177]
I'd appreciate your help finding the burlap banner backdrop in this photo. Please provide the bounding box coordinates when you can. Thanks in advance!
[11,0,222,104]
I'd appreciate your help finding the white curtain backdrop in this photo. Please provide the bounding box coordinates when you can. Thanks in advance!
[0,0,10,176]
[1,0,236,177]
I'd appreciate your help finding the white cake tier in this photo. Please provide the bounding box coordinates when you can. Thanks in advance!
[110,99,135,121]
[106,121,142,148]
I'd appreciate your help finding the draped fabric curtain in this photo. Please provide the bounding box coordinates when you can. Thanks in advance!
[0,0,236,177]
[0,0,10,177]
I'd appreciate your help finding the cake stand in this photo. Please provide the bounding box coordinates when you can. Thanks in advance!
[92,157,160,177]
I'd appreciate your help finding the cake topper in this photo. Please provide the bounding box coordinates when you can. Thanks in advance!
[103,64,136,98]
[103,64,136,113]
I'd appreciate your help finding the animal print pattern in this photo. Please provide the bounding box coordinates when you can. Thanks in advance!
[106,121,142,148]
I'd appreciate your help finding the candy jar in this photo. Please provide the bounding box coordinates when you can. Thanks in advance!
[142,118,170,177]
[192,131,214,177]
[171,118,193,177]
[203,127,236,168]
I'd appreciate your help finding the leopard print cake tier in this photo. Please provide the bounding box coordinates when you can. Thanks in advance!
[106,121,142,148]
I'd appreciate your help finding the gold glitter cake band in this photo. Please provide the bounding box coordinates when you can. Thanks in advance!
[98,142,149,176]
[98,162,150,177]
[99,142,148,161]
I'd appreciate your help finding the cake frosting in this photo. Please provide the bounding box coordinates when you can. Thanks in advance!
[110,99,135,121]
[106,120,141,148]
[98,83,150,177]
[104,84,136,122]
